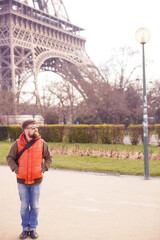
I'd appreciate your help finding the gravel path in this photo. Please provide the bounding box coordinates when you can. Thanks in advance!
[123,134,159,145]
[0,165,160,240]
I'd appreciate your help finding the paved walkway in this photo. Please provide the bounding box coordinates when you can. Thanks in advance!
[123,134,159,145]
[0,165,160,240]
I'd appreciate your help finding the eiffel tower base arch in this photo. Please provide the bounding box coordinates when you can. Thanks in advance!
[0,0,103,118]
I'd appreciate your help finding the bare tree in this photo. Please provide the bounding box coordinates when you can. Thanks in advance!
[148,80,160,123]
[125,85,142,124]
[0,90,15,124]
[102,47,140,89]
[46,80,83,124]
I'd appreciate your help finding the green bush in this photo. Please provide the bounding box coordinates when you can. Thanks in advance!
[8,126,22,141]
[0,124,158,145]
[0,126,8,140]
[111,125,125,144]
[155,124,160,146]
[55,125,65,142]
[64,125,96,143]
[0,124,125,143]
[39,125,61,142]
[97,125,125,144]
[62,124,125,144]
[97,125,113,144]
[127,124,153,145]
[128,124,141,145]
[139,125,154,143]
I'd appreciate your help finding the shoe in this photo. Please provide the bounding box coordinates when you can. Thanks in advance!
[19,231,28,239]
[30,230,38,239]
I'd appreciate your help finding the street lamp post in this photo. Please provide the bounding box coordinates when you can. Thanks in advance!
[135,27,151,179]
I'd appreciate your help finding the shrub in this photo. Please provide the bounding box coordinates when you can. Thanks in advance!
[63,124,125,144]
[155,124,160,146]
[97,125,125,144]
[0,126,8,140]
[127,124,153,145]
[128,124,141,145]
[8,126,22,141]
[111,125,125,144]
[39,125,61,142]
[55,125,65,142]
[139,125,154,143]
[0,124,125,144]
[64,125,96,143]
[97,125,113,144]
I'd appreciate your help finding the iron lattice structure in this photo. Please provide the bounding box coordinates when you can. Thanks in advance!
[0,0,103,109]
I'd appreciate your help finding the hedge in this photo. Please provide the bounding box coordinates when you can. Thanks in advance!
[38,125,61,142]
[128,124,154,145]
[97,125,125,144]
[155,124,160,146]
[61,124,125,144]
[8,126,22,141]
[0,124,157,145]
[64,125,97,143]
[0,126,8,141]
[0,124,125,144]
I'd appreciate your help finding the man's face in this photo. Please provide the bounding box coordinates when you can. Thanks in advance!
[24,124,39,139]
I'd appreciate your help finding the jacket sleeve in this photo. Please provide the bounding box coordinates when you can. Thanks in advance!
[6,141,19,174]
[42,141,53,172]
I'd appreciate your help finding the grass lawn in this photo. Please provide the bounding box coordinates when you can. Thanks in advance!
[51,155,160,176]
[1,141,160,176]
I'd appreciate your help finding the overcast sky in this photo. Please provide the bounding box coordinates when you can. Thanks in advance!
[63,0,160,80]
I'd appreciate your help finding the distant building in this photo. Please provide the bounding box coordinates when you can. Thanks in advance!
[0,115,44,125]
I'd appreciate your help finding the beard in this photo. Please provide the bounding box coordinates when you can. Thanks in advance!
[29,133,39,139]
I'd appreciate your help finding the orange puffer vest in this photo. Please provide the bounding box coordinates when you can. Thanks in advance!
[16,133,43,185]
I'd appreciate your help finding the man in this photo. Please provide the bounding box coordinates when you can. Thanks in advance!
[6,119,53,239]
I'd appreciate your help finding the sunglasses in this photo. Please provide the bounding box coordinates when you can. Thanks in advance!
[26,126,39,130]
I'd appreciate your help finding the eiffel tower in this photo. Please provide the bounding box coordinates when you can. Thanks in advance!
[0,0,103,112]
